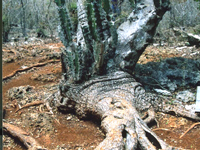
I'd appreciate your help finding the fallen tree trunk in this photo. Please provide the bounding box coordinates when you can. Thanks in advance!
[56,71,200,149]
[53,0,200,149]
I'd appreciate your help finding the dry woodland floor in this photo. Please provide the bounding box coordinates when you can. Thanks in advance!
[2,38,200,150]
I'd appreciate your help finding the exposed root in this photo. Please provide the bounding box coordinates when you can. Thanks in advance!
[143,108,156,124]
[3,59,60,81]
[3,122,47,150]
[180,122,200,138]
[95,98,137,150]
[160,104,200,121]
[58,71,198,149]
[95,99,181,150]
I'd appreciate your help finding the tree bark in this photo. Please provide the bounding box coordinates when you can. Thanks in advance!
[55,0,200,149]
[56,71,200,149]
[20,0,27,37]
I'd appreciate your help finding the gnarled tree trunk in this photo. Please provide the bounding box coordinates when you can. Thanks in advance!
[54,0,200,149]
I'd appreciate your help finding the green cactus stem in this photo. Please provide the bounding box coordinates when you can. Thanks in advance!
[77,0,94,52]
[92,0,110,41]
[55,0,73,46]
[86,1,97,41]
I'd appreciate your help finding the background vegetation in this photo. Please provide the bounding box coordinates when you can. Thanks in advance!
[2,0,200,43]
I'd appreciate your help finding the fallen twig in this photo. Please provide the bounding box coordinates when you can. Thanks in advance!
[152,128,170,131]
[3,59,60,81]
[3,122,47,150]
[53,117,61,125]
[39,105,43,113]
[15,101,44,113]
[180,122,200,138]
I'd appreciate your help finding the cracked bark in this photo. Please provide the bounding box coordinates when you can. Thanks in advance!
[57,71,200,149]
[55,0,200,149]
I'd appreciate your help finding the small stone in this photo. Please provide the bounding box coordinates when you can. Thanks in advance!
[21,65,28,69]
[67,116,72,120]
[154,89,172,96]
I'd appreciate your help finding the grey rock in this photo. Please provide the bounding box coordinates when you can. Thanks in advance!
[176,90,195,103]
[154,89,172,96]
[31,49,36,57]
[7,85,34,100]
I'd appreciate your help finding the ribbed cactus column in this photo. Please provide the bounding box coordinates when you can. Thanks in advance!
[55,0,73,47]
[77,0,94,52]
[55,0,85,82]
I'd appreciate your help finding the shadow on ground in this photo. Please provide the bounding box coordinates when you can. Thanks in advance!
[134,57,200,92]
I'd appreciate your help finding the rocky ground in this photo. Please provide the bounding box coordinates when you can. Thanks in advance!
[2,37,200,149]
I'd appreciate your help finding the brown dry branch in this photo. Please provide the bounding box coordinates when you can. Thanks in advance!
[180,122,200,138]
[152,128,170,131]
[15,100,44,113]
[3,122,47,150]
[3,59,60,81]
[39,105,43,113]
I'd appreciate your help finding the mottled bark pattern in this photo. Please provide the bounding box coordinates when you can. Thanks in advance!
[56,0,200,149]
[57,71,200,149]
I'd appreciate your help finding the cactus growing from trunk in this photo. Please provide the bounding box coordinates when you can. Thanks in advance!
[54,0,200,149]
[55,0,119,82]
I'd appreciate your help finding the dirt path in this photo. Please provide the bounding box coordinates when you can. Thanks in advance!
[2,39,200,150]
[2,40,105,150]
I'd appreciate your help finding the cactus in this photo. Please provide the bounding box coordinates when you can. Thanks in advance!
[92,0,110,41]
[55,0,73,47]
[102,0,111,15]
[55,1,192,150]
[86,1,97,41]
[55,0,119,82]
[77,0,94,52]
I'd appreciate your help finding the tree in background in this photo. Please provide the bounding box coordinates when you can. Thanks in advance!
[54,0,200,149]
[155,0,200,44]
[20,0,27,37]
[2,0,15,42]
[2,0,60,42]
[2,13,10,42]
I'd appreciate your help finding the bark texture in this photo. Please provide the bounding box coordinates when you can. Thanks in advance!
[56,71,200,149]
[55,0,200,149]
[58,0,170,83]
